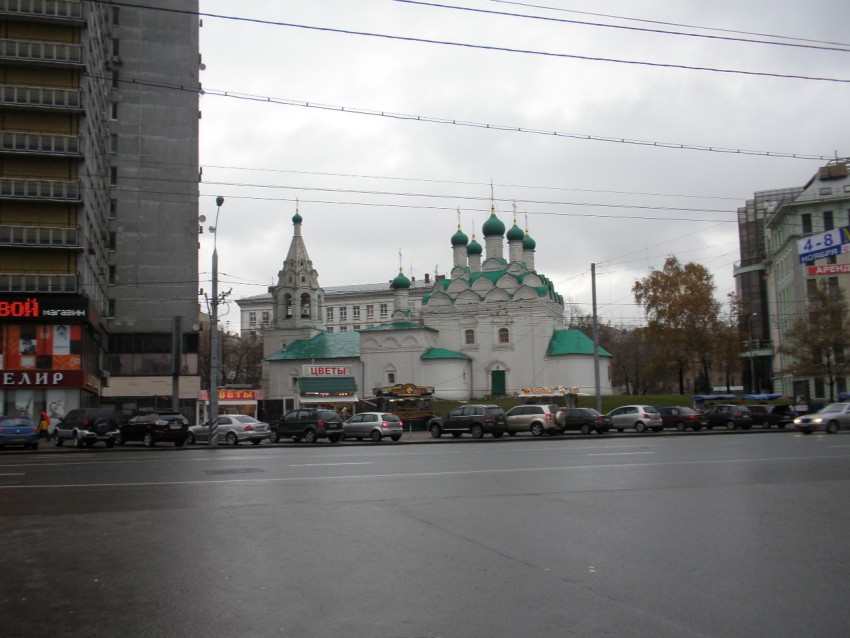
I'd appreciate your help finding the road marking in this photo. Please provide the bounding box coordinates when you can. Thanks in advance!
[3,453,850,489]
[588,452,654,456]
[289,462,374,467]
[0,473,25,476]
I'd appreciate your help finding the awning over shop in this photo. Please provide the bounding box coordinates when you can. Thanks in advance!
[298,377,358,405]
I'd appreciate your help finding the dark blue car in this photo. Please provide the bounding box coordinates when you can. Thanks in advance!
[0,415,40,450]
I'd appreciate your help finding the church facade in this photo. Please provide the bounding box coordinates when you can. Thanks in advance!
[260,206,612,410]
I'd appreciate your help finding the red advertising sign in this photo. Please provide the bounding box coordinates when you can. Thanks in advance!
[1,370,85,387]
[198,389,263,401]
[807,264,850,276]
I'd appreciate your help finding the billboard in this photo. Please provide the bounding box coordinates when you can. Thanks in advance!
[797,226,850,264]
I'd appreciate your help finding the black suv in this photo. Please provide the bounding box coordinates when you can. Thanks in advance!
[117,411,190,447]
[270,409,343,443]
[428,404,507,439]
[746,405,796,429]
[54,408,121,448]
[702,404,754,430]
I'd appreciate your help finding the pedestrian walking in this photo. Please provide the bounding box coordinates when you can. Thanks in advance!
[38,408,51,441]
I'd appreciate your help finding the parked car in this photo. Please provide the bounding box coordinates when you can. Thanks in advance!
[0,415,40,450]
[504,404,560,436]
[188,415,271,446]
[555,408,612,434]
[794,402,850,434]
[608,405,663,433]
[702,404,754,430]
[117,410,190,447]
[270,408,343,443]
[655,406,708,432]
[746,404,796,429]
[428,405,507,439]
[54,408,121,448]
[343,412,403,442]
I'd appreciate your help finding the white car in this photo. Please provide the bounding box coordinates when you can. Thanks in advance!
[794,403,850,434]
[187,415,271,446]
[608,405,663,433]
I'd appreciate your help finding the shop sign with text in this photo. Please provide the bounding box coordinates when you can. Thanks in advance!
[1,370,85,387]
[807,264,850,276]
[302,365,352,377]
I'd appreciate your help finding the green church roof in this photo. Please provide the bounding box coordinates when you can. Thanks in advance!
[547,329,611,357]
[421,348,469,360]
[266,331,360,360]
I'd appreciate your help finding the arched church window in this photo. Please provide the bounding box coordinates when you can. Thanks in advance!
[498,328,510,344]
[465,329,475,345]
[300,293,311,318]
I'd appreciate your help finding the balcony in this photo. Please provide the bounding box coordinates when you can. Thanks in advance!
[0,224,79,247]
[0,38,83,67]
[0,177,81,201]
[0,84,82,109]
[0,0,83,23]
[0,131,80,156]
[0,271,77,293]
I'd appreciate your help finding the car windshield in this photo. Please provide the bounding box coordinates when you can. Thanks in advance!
[821,403,848,414]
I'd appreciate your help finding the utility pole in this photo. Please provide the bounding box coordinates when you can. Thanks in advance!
[209,196,225,446]
[591,263,601,412]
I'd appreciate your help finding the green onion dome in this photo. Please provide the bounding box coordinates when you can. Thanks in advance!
[292,211,303,224]
[506,221,525,241]
[523,232,536,250]
[482,209,505,237]
[451,226,469,247]
[391,268,411,289]
[467,237,483,255]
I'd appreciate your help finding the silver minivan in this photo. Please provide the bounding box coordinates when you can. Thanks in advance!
[504,404,561,436]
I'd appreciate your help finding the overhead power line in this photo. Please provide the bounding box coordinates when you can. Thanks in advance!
[396,0,850,54]
[484,0,850,49]
[98,2,850,83]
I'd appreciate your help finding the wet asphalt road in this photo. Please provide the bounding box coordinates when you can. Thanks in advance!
[2,431,849,638]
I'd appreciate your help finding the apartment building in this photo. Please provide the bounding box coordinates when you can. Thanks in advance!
[0,1,201,420]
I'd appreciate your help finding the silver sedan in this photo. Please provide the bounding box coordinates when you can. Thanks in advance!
[343,412,403,442]
[794,403,850,434]
[187,415,271,446]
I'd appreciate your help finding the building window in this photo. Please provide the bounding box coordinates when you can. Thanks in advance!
[249,311,257,326]
[379,303,388,318]
[340,326,348,332]
[326,307,334,322]
[801,213,812,234]
[107,298,115,316]
[108,232,117,250]
[814,377,825,399]
[261,311,270,326]
[339,307,347,321]
[366,305,374,320]
[498,328,510,343]
[387,372,396,385]
[465,329,475,345]
[110,102,118,120]
[112,6,120,24]
[352,306,360,320]
[352,324,360,331]
[109,199,117,218]
[110,134,118,153]
[327,326,334,333]
[823,210,834,231]
[108,266,116,283]
[110,167,117,185]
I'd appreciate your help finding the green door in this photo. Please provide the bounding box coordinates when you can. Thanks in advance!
[491,370,506,396]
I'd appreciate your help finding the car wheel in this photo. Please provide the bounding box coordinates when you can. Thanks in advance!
[54,436,63,447]
[470,424,484,439]
[143,432,155,447]
[676,422,686,432]
[115,431,125,446]
[371,430,382,442]
[226,432,239,446]
[580,424,591,435]
[635,422,646,433]
[73,434,83,448]
[269,430,280,443]
[530,423,544,437]
[303,429,318,444]
[390,435,401,442]
[827,421,840,434]
[429,423,442,438]
[187,432,195,445]
[492,431,504,438]
[726,420,737,430]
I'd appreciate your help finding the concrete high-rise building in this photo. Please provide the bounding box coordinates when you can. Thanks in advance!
[0,1,200,421]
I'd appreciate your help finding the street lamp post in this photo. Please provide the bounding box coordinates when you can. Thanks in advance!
[209,196,224,446]
[749,312,758,394]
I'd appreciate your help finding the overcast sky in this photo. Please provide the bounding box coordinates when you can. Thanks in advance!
[196,0,849,331]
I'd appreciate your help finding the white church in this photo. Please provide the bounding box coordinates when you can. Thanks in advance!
[259,205,612,411]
